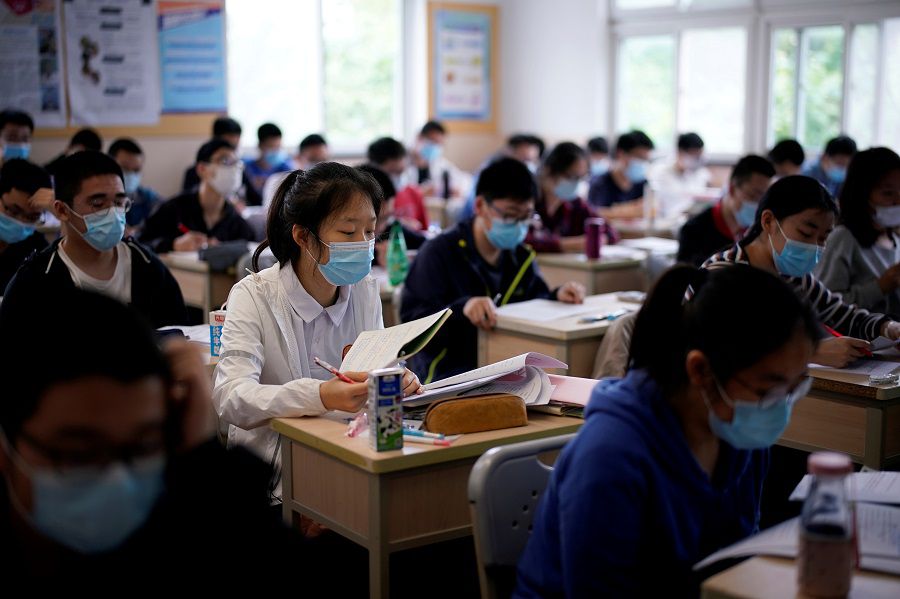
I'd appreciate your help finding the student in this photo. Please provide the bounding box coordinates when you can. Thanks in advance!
[401,158,585,382]
[586,136,609,179]
[650,132,711,197]
[0,109,34,164]
[588,130,654,217]
[141,139,255,253]
[803,135,857,196]
[677,155,775,266]
[0,288,313,586]
[357,164,425,267]
[212,163,422,501]
[44,128,102,177]
[515,264,819,597]
[768,139,805,178]
[108,138,162,232]
[297,133,330,169]
[180,116,262,206]
[1,151,187,327]
[702,175,900,366]
[0,159,51,291]
[410,119,470,200]
[816,148,900,317]
[367,136,428,230]
[243,123,292,197]
[527,142,595,253]
[460,134,544,221]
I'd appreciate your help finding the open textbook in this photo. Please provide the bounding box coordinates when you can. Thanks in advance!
[527,375,599,417]
[340,309,451,372]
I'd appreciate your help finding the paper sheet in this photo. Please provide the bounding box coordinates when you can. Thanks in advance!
[340,309,450,372]
[809,359,900,378]
[157,324,211,344]
[618,237,679,255]
[547,375,598,407]
[424,353,567,391]
[459,366,552,406]
[598,245,647,261]
[495,299,600,322]
[402,373,507,407]
[790,472,900,505]
[870,336,900,352]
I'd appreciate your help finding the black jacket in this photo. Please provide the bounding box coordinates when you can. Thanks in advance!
[401,220,556,382]
[0,231,47,293]
[140,192,255,254]
[677,205,736,267]
[1,237,188,327]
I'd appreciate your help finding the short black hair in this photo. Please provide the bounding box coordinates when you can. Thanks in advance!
[0,288,170,442]
[212,116,242,137]
[420,120,446,136]
[0,159,51,196]
[839,147,900,248]
[108,137,143,158]
[616,131,654,153]
[257,123,282,144]
[300,134,328,152]
[730,154,776,187]
[543,142,587,177]
[357,164,397,201]
[0,109,34,133]
[742,175,838,244]
[70,128,102,151]
[768,139,805,166]
[507,134,538,149]
[477,157,536,203]
[54,150,123,206]
[367,137,406,164]
[824,135,857,157]
[528,135,546,158]
[196,138,235,164]
[587,137,609,155]
[677,132,704,151]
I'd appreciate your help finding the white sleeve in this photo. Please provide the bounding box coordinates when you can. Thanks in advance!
[212,283,327,431]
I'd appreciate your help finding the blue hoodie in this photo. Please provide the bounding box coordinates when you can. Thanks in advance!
[513,369,769,598]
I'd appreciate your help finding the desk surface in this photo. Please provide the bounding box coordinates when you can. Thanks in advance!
[272,413,581,475]
[811,358,900,401]
[493,293,638,341]
[536,249,646,271]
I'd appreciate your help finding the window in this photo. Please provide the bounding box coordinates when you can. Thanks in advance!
[847,24,878,149]
[883,19,900,149]
[616,35,675,150]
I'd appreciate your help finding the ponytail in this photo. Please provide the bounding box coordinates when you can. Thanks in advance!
[252,170,303,272]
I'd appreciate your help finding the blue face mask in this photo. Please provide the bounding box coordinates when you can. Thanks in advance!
[487,218,528,250]
[69,205,127,251]
[554,178,579,201]
[590,159,610,178]
[309,238,375,286]
[0,210,36,243]
[826,166,846,184]
[123,172,141,195]
[626,159,648,183]
[735,200,758,228]
[264,150,285,166]
[420,143,442,163]
[769,220,822,277]
[3,143,30,161]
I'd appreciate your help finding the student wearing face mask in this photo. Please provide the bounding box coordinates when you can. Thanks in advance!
[402,158,585,382]
[243,123,292,198]
[586,136,610,180]
[366,136,429,231]
[803,135,857,197]
[0,151,186,327]
[768,139,805,179]
[357,164,426,268]
[43,128,102,178]
[816,148,900,317]
[409,120,471,200]
[0,160,52,291]
[702,175,900,367]
[0,109,34,165]
[108,138,161,233]
[140,139,254,253]
[213,163,423,503]
[587,130,654,218]
[460,134,544,222]
[650,132,711,198]
[515,265,820,598]
[527,142,599,253]
[677,155,775,267]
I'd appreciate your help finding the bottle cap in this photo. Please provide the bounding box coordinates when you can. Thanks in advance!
[807,451,853,476]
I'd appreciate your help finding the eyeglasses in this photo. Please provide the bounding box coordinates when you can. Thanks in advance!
[488,203,534,225]
[84,196,133,213]
[0,197,44,225]
[209,158,244,169]
[718,375,812,410]
[15,428,165,471]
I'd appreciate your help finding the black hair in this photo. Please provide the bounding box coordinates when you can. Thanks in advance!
[824,135,857,157]
[542,142,587,177]
[476,157,536,204]
[677,132,704,151]
[212,116,242,137]
[730,154,775,186]
[616,131,654,154]
[257,123,282,144]
[0,109,34,133]
[357,164,396,201]
[108,137,143,158]
[0,159,51,196]
[839,147,900,248]
[742,175,838,244]
[0,288,170,442]
[587,136,609,155]
[420,120,446,136]
[70,128,102,151]
[528,135,546,158]
[54,150,124,206]
[630,130,655,150]
[508,134,538,149]
[252,162,383,270]
[630,264,819,395]
[768,139,805,167]
[196,138,235,164]
[367,137,406,164]
[300,134,328,152]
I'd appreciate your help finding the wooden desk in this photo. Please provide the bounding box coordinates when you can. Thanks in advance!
[609,216,684,240]
[272,413,582,598]
[478,293,638,377]
[536,250,648,294]
[159,251,239,321]
[702,556,900,598]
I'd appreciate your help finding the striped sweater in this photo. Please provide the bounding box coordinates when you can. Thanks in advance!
[701,244,890,341]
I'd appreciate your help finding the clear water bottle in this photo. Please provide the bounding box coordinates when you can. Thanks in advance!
[386,221,409,286]
[797,452,855,597]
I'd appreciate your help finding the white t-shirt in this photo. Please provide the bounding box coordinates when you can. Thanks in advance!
[58,241,132,304]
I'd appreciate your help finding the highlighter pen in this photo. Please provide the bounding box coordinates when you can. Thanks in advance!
[402,427,445,440]
[578,308,629,324]
[402,434,451,447]
[822,325,873,358]
[314,356,356,384]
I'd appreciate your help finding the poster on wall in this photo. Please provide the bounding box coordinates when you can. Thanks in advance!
[64,0,161,125]
[158,0,226,113]
[0,0,67,127]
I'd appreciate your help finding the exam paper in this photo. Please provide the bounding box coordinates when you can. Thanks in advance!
[459,366,552,406]
[870,336,900,352]
[495,299,599,322]
[425,353,567,391]
[790,472,900,505]
[158,324,211,345]
[619,237,679,255]
[809,359,900,379]
[340,309,450,372]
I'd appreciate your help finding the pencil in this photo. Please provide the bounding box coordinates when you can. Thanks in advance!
[314,356,356,384]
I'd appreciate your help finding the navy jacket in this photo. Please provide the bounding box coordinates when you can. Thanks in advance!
[0,231,47,293]
[514,370,769,598]
[400,220,556,382]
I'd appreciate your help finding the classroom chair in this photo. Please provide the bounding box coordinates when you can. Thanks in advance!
[467,434,576,599]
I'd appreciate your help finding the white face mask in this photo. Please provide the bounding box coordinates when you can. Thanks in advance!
[874,205,900,229]
[209,164,242,197]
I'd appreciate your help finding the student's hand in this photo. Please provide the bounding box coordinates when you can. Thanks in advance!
[814,337,871,368]
[163,339,216,451]
[402,369,423,396]
[557,281,586,304]
[879,264,900,293]
[320,371,369,412]
[882,320,900,341]
[27,187,54,211]
[464,296,497,331]
[299,514,328,538]
[173,231,209,251]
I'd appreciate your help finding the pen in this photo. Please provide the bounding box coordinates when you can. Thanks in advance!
[403,434,451,446]
[177,223,190,235]
[578,308,629,324]
[823,325,873,357]
[402,427,445,439]
[314,356,357,384]
[492,292,502,306]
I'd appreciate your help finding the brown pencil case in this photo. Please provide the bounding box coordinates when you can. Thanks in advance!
[423,394,528,435]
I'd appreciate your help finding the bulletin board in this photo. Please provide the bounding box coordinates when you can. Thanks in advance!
[427,2,498,134]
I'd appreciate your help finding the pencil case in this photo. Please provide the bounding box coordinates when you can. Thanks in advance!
[423,394,527,435]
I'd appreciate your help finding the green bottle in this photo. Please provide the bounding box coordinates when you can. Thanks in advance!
[386,221,409,286]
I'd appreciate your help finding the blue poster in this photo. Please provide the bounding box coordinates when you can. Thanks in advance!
[158,1,226,113]
[434,9,491,121]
